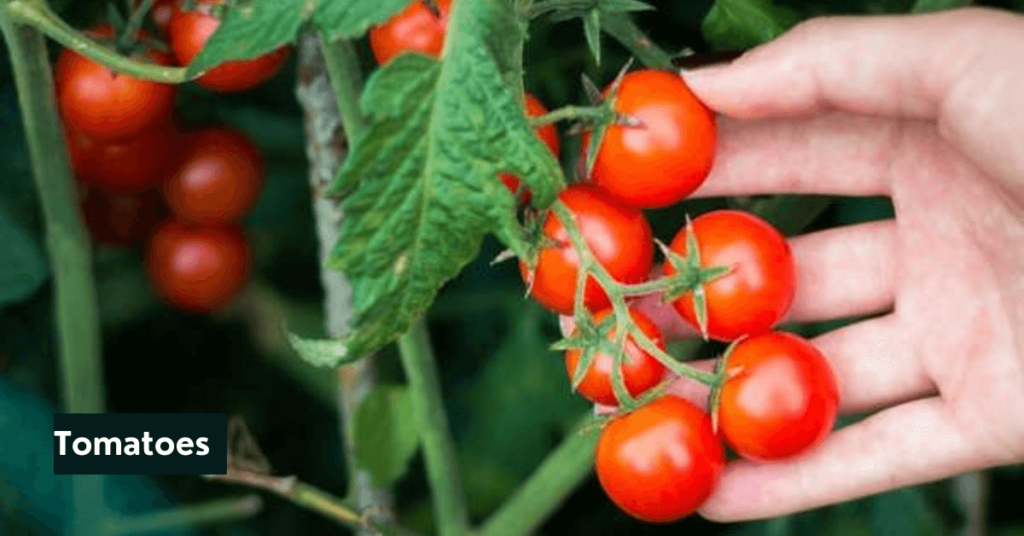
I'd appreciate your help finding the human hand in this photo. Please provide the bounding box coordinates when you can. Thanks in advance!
[570,7,1024,522]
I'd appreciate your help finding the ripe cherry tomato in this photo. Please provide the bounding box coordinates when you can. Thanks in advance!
[666,210,795,341]
[586,69,716,209]
[145,219,252,312]
[65,119,179,193]
[369,0,452,65]
[79,186,166,247]
[520,184,653,315]
[167,0,290,93]
[565,307,666,406]
[596,395,724,523]
[162,126,263,222]
[55,25,177,141]
[717,331,840,461]
[499,93,560,203]
[135,0,178,31]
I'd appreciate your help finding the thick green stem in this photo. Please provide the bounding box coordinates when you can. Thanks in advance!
[5,0,188,83]
[0,9,107,536]
[397,322,470,536]
[478,418,600,536]
[103,495,263,535]
[530,105,608,127]
[599,13,672,69]
[319,35,366,142]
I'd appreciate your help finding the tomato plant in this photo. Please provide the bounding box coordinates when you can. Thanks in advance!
[520,184,653,315]
[162,126,264,223]
[564,307,666,406]
[79,186,166,247]
[144,219,252,312]
[595,395,725,523]
[586,69,716,209]
[717,331,840,461]
[64,119,178,193]
[369,0,452,65]
[167,0,290,93]
[54,25,177,141]
[499,93,560,202]
[666,210,796,341]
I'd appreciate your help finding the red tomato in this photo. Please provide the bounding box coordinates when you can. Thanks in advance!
[520,184,653,315]
[718,332,840,461]
[55,25,177,141]
[596,396,724,523]
[145,219,252,312]
[586,69,716,209]
[666,210,795,341]
[162,127,263,222]
[565,307,666,406]
[369,0,452,65]
[135,0,179,31]
[167,0,290,93]
[80,186,167,247]
[499,93,560,203]
[65,119,179,193]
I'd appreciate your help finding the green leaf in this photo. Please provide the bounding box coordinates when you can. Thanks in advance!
[314,0,411,40]
[599,0,654,12]
[185,0,306,77]
[326,0,564,359]
[0,207,46,307]
[702,0,798,50]
[582,9,601,65]
[286,332,358,367]
[352,385,420,487]
[911,0,970,13]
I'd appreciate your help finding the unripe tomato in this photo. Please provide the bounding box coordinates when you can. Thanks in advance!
[520,184,653,315]
[79,186,166,247]
[565,307,666,406]
[499,93,560,203]
[596,396,725,523]
[145,219,252,312]
[586,69,716,209]
[167,0,290,93]
[65,119,179,193]
[666,210,795,341]
[369,0,452,65]
[718,332,840,461]
[55,25,177,141]
[162,126,263,222]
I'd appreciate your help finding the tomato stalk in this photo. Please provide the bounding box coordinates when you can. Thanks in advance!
[103,495,263,535]
[528,104,610,127]
[116,0,157,49]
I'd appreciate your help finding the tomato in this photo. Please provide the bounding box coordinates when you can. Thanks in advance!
[145,219,252,312]
[718,332,840,461]
[595,396,724,523]
[499,93,560,203]
[369,0,452,65]
[162,127,263,222]
[80,186,166,247]
[665,210,795,341]
[565,307,666,406]
[586,69,716,209]
[55,25,177,141]
[167,0,290,93]
[520,184,653,315]
[65,119,179,193]
[135,0,178,31]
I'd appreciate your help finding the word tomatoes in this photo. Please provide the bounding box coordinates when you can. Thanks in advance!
[717,331,840,461]
[499,93,560,202]
[162,126,264,222]
[55,25,177,141]
[369,0,452,65]
[666,210,795,341]
[167,0,289,93]
[587,69,716,209]
[596,396,724,523]
[565,307,666,406]
[520,184,653,316]
[145,220,252,312]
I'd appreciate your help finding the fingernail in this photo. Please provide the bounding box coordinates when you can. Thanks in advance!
[673,49,747,71]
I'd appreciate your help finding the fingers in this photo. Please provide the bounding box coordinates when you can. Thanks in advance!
[699,397,980,521]
[681,9,1000,121]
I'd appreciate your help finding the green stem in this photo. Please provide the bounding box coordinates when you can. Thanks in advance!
[0,9,107,536]
[117,0,156,49]
[478,417,600,536]
[5,0,188,83]
[103,495,263,535]
[397,322,470,536]
[530,105,608,127]
[599,13,672,69]
[319,35,366,143]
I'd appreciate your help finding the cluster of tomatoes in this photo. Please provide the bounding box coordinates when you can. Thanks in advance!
[56,0,289,312]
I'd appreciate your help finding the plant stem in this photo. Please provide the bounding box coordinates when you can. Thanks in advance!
[478,417,600,536]
[319,35,366,142]
[0,9,107,536]
[599,13,672,69]
[397,321,470,536]
[530,105,608,126]
[117,0,156,49]
[103,495,263,535]
[5,0,188,83]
